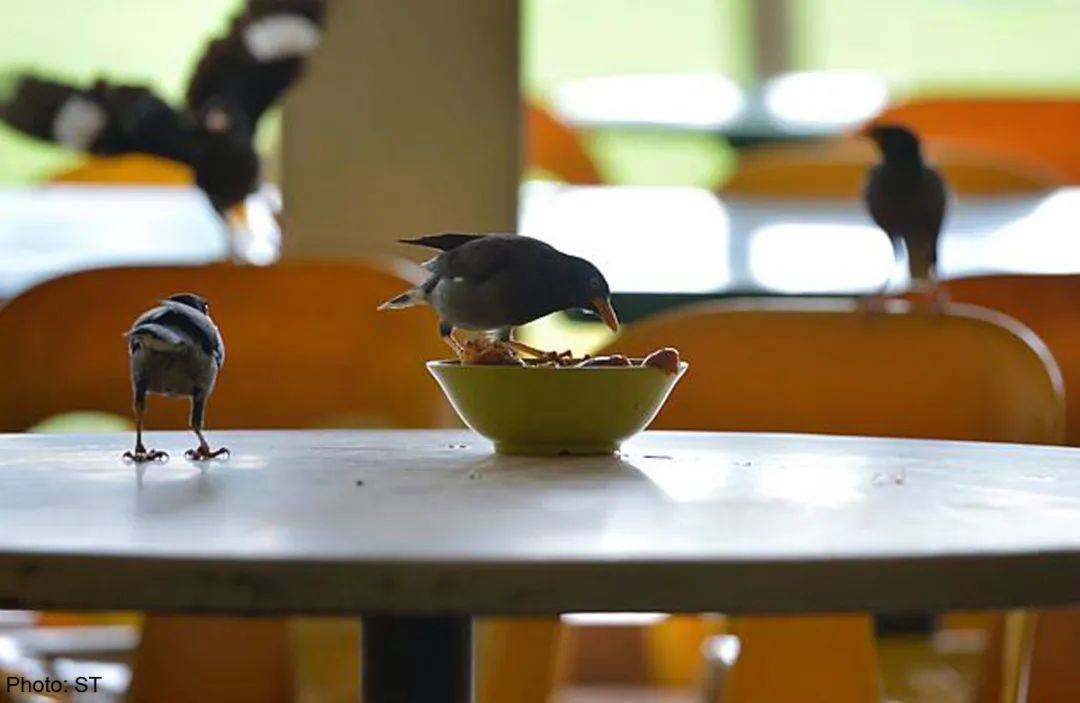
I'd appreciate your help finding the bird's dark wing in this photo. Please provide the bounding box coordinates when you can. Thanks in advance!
[922,167,947,233]
[399,233,487,252]
[435,234,560,285]
[864,164,946,240]
[0,76,197,162]
[133,302,225,367]
[186,0,326,127]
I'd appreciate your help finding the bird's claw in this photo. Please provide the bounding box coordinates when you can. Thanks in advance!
[857,294,891,314]
[185,446,230,461]
[123,448,169,464]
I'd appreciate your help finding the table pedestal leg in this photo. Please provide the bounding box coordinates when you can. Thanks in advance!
[362,615,473,703]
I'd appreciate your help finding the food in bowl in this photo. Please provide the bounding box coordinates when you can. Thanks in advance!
[575,354,632,368]
[450,337,682,373]
[456,338,524,366]
[642,347,681,375]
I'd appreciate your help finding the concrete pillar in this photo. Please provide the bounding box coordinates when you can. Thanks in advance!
[281,0,520,259]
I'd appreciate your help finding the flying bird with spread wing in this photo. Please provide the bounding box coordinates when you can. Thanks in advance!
[0,0,327,258]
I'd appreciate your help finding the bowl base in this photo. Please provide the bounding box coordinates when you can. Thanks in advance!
[494,441,620,456]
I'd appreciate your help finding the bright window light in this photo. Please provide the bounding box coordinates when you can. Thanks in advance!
[520,182,731,293]
[764,70,888,129]
[554,73,745,130]
[0,185,227,298]
[561,612,669,626]
[748,222,897,293]
[982,189,1080,273]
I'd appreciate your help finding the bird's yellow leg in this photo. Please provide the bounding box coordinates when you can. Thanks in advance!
[506,340,573,361]
[858,275,894,313]
[443,329,467,358]
[223,204,249,262]
[122,402,168,463]
[912,278,949,314]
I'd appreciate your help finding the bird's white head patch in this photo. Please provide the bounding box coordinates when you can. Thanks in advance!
[244,15,321,62]
[52,96,106,149]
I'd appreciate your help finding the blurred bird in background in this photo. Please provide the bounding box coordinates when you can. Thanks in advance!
[863,124,949,310]
[124,293,228,463]
[0,0,327,261]
[379,233,619,356]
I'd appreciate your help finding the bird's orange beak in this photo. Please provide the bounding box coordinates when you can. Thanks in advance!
[592,296,619,332]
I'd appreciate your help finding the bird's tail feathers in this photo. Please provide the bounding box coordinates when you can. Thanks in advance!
[399,233,483,252]
[377,288,426,311]
[127,323,186,352]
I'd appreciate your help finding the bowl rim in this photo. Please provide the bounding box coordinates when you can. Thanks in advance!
[426,359,689,373]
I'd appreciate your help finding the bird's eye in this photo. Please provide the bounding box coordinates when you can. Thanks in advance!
[589,276,602,289]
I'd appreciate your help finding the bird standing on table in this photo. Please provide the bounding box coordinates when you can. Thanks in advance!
[0,0,327,259]
[124,294,228,463]
[379,233,619,355]
[863,124,948,309]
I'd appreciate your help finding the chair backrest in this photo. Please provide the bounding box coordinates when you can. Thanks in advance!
[0,262,455,431]
[943,274,1080,447]
[524,102,603,185]
[600,300,1063,703]
[875,98,1080,183]
[602,299,1064,444]
[722,139,1061,198]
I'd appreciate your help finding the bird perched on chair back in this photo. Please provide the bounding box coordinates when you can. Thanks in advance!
[0,0,327,259]
[379,233,618,355]
[125,293,228,463]
[863,124,948,308]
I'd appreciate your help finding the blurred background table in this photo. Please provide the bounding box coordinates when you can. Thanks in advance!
[550,70,888,147]
[6,183,1079,319]
[2,429,1079,701]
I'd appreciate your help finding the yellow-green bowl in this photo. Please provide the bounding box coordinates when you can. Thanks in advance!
[427,360,688,455]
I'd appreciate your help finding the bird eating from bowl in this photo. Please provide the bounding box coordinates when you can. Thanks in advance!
[381,232,687,454]
[379,233,619,359]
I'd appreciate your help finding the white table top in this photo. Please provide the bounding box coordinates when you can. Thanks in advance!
[1,429,1078,615]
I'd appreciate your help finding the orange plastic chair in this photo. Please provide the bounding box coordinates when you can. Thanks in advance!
[1013,609,1080,703]
[875,99,1080,184]
[0,262,453,432]
[128,616,296,703]
[944,275,1080,447]
[593,299,1065,702]
[0,261,455,703]
[941,275,1080,702]
[722,138,1061,198]
[524,101,603,184]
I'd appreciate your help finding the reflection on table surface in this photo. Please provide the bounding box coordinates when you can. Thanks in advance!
[2,182,1079,301]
